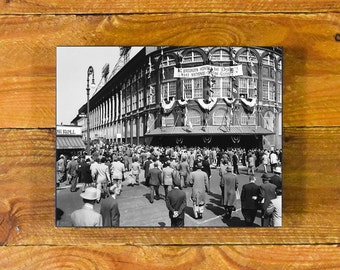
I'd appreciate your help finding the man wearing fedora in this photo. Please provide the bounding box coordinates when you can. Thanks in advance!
[70,187,103,227]
[165,175,187,227]
[270,167,282,190]
[258,173,277,227]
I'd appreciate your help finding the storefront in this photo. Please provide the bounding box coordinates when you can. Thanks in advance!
[56,125,85,159]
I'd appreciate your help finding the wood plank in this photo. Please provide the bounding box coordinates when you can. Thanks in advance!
[0,14,339,128]
[1,245,340,269]
[0,128,339,246]
[0,0,339,14]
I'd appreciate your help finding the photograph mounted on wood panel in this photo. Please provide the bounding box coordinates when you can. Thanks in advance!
[55,46,283,228]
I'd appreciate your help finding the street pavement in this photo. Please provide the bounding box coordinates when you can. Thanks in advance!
[56,164,273,227]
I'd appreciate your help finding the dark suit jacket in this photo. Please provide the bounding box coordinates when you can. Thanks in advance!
[270,174,282,190]
[100,196,120,227]
[241,182,260,210]
[148,167,162,186]
[259,182,277,210]
[166,188,187,219]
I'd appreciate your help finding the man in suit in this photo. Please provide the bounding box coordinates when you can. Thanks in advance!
[165,175,187,227]
[71,187,103,227]
[189,162,208,219]
[258,173,277,227]
[147,161,162,203]
[241,175,260,226]
[100,184,120,227]
[220,165,238,220]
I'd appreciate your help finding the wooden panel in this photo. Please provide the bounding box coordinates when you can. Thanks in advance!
[1,245,340,269]
[0,0,339,14]
[0,14,339,128]
[0,128,339,246]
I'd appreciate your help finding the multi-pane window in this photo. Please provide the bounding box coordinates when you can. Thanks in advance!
[263,111,275,132]
[239,78,257,99]
[188,109,201,125]
[138,89,144,108]
[182,51,203,63]
[210,49,231,62]
[161,55,176,67]
[162,114,174,127]
[132,118,137,137]
[213,109,227,125]
[161,81,177,100]
[211,77,232,98]
[262,81,276,101]
[121,91,126,114]
[241,112,256,125]
[126,92,131,113]
[238,50,258,64]
[132,93,137,111]
[183,78,204,99]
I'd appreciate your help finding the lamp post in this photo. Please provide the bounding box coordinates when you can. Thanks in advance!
[86,66,95,155]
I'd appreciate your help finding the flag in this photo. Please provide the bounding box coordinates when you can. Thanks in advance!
[232,77,238,94]
[149,85,154,96]
[161,50,165,80]
[250,60,257,76]
[148,57,152,79]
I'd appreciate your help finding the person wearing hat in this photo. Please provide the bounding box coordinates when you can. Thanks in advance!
[220,165,239,220]
[147,161,162,203]
[165,173,187,227]
[270,167,282,190]
[70,187,103,227]
[100,184,120,227]
[258,173,277,227]
[67,155,79,192]
[189,161,208,219]
[241,175,260,226]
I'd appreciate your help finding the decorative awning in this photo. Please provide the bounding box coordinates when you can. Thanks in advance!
[145,126,274,136]
[56,136,86,150]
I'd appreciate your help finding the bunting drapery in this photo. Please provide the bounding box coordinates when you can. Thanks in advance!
[223,97,236,105]
[240,97,257,114]
[161,99,176,114]
[196,98,217,111]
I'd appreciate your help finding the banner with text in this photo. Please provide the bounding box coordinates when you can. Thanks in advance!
[174,65,243,78]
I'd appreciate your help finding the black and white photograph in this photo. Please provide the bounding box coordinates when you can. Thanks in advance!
[56,46,283,228]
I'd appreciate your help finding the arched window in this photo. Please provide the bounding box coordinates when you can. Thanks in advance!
[263,111,275,132]
[262,54,276,101]
[238,50,259,99]
[146,113,155,132]
[241,112,256,125]
[182,51,203,63]
[213,109,227,125]
[210,49,231,62]
[133,118,137,137]
[188,109,201,126]
[162,114,175,127]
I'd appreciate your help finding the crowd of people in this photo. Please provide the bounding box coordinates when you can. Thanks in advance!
[56,143,282,228]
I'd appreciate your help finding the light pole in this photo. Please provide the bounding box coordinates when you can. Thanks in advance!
[86,66,95,155]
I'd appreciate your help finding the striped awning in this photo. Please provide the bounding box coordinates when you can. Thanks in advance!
[56,136,85,150]
[145,126,274,136]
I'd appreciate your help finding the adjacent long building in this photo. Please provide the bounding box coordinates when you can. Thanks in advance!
[72,46,283,150]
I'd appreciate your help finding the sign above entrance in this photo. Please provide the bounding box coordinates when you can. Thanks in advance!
[174,64,243,78]
[56,125,82,136]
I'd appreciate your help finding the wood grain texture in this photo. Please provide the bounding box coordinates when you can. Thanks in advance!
[1,245,340,270]
[0,128,339,247]
[1,4,340,268]
[0,0,339,14]
[0,14,340,128]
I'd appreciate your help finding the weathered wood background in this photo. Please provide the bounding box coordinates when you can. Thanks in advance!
[0,1,340,269]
